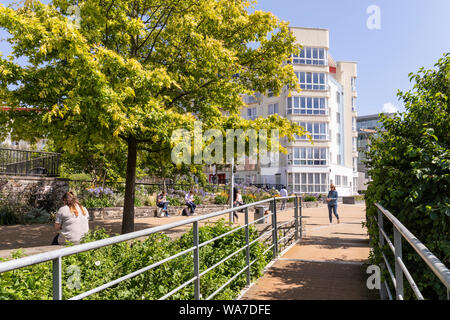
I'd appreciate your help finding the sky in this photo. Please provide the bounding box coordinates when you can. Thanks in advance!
[253,0,450,115]
[1,0,449,116]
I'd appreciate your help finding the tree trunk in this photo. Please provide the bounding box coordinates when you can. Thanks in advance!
[122,137,137,234]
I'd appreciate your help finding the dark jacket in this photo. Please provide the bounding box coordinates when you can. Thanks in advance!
[327,190,338,206]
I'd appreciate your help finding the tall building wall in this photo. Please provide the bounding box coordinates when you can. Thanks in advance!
[217,27,359,195]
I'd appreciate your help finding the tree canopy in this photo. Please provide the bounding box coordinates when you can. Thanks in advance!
[0,0,305,233]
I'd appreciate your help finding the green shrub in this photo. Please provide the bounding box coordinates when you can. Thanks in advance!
[214,194,228,205]
[193,195,202,205]
[0,207,21,225]
[303,195,317,202]
[365,54,450,300]
[0,220,272,300]
[81,196,113,208]
[242,194,255,204]
[23,208,51,224]
[167,197,184,206]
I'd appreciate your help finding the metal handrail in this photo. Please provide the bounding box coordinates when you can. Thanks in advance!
[374,203,450,300]
[0,195,303,300]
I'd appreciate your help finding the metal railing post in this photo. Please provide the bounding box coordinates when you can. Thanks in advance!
[394,227,404,299]
[294,196,299,241]
[272,198,278,258]
[245,208,250,286]
[299,196,303,240]
[377,208,387,300]
[193,221,200,300]
[52,257,62,300]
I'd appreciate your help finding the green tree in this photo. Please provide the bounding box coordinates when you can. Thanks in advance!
[365,53,449,299]
[0,0,304,234]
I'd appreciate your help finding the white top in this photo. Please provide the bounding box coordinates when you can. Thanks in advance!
[280,188,288,197]
[185,193,194,203]
[235,193,243,202]
[55,205,89,245]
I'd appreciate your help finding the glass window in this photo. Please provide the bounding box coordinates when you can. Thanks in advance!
[296,122,328,140]
[292,147,328,166]
[297,72,327,91]
[291,47,327,66]
[268,103,279,115]
[287,97,328,115]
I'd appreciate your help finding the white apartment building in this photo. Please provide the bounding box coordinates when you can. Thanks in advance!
[208,27,359,196]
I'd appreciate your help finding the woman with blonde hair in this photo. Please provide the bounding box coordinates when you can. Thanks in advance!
[54,191,90,245]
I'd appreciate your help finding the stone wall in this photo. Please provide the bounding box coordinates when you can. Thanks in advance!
[0,176,69,212]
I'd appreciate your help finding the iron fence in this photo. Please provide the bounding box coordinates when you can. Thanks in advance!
[0,148,60,177]
[373,203,450,300]
[0,196,303,300]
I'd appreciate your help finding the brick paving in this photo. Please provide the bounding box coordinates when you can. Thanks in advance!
[240,203,379,300]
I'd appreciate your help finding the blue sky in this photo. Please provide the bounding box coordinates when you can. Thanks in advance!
[1,0,449,116]
[254,0,450,115]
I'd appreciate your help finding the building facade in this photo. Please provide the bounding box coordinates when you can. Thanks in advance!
[356,113,394,192]
[209,27,359,196]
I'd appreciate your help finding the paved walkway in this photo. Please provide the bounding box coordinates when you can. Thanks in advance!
[240,203,378,300]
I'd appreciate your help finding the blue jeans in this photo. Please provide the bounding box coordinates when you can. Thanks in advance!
[186,202,196,214]
[328,205,339,223]
[157,202,168,212]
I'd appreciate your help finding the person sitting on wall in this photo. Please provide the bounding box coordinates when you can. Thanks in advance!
[185,190,197,215]
[157,191,169,217]
[53,192,89,245]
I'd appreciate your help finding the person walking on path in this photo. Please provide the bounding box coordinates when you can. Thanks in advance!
[54,192,90,245]
[232,189,244,222]
[326,184,340,224]
[185,190,197,215]
[279,186,288,210]
[157,191,169,217]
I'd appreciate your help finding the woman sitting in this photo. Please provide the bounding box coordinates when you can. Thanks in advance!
[54,192,90,245]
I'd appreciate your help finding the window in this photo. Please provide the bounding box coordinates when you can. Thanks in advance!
[336,112,341,124]
[343,176,348,187]
[336,92,341,103]
[335,175,341,186]
[336,133,341,145]
[288,172,328,193]
[351,77,357,92]
[352,117,357,131]
[291,47,327,66]
[296,122,328,140]
[268,103,279,115]
[352,97,356,111]
[295,72,327,90]
[291,147,328,166]
[353,137,357,152]
[337,154,342,165]
[287,97,328,115]
[247,107,257,120]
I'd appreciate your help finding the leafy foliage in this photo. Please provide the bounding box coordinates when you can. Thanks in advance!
[0,221,272,300]
[365,53,449,300]
[0,0,305,233]
[214,193,228,205]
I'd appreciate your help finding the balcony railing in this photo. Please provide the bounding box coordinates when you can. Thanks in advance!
[0,148,60,177]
